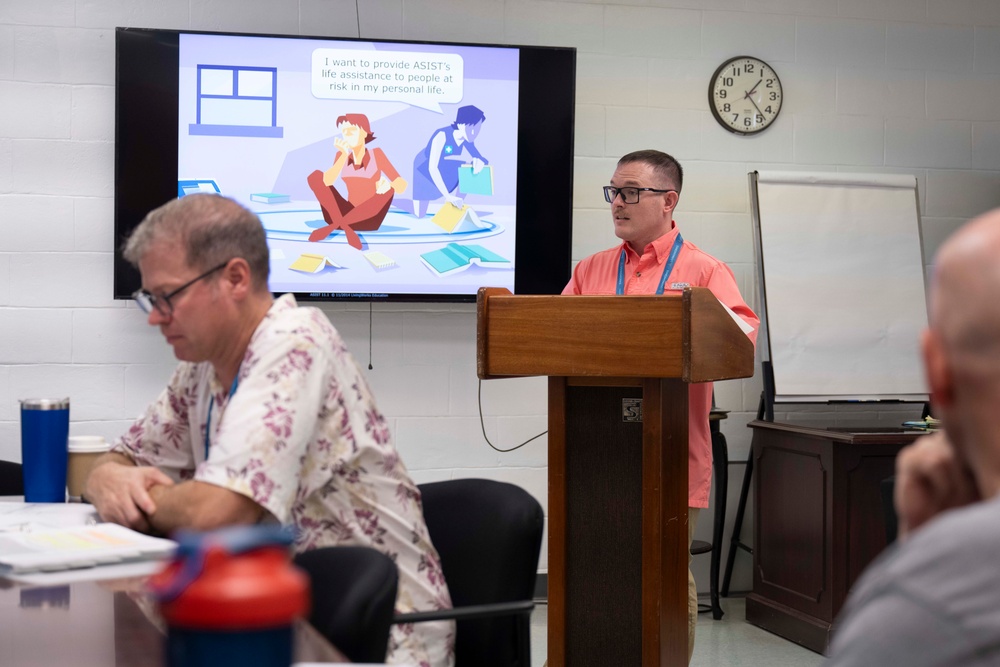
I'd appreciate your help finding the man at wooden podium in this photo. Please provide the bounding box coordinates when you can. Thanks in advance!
[563,149,759,661]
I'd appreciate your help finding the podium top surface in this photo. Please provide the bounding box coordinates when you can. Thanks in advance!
[476,287,754,382]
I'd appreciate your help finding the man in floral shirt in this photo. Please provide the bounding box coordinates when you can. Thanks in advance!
[85,193,453,667]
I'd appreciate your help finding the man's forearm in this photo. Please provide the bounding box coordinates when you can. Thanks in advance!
[323,153,347,186]
[91,451,136,470]
[84,452,175,532]
[147,481,264,535]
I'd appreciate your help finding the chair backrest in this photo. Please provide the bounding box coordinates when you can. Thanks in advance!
[293,545,398,664]
[0,460,24,496]
[419,478,544,667]
[881,475,898,544]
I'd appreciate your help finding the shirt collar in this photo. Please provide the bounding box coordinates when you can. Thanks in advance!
[209,294,296,393]
[621,221,681,263]
[347,149,370,169]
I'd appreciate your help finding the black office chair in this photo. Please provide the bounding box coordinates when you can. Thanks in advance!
[294,545,399,664]
[0,460,24,496]
[394,478,544,667]
[881,475,898,544]
[689,417,728,620]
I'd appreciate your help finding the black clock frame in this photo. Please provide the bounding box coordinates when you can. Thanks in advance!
[708,55,783,136]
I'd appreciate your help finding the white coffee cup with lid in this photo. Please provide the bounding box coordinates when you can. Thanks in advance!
[67,436,110,501]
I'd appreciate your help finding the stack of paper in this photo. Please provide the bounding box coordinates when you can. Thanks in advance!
[901,417,942,431]
[0,523,176,574]
[251,192,290,204]
[363,251,396,270]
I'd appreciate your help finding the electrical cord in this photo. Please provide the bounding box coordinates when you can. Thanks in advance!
[478,379,547,453]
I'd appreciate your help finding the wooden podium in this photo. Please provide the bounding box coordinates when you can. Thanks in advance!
[476,287,754,666]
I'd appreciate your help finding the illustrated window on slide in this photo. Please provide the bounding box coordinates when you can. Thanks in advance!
[189,65,284,138]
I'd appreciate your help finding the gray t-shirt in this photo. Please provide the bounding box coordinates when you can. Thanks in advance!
[826,495,1000,666]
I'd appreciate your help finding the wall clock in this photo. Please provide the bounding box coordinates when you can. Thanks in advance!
[708,56,783,135]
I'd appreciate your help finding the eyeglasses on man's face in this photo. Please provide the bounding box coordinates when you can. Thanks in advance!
[603,185,675,205]
[132,262,229,317]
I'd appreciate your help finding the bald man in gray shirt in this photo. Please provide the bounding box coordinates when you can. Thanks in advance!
[827,208,1000,666]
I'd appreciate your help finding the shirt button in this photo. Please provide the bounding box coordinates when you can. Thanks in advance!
[636,272,642,277]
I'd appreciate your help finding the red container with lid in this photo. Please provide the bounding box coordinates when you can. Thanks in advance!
[149,525,309,667]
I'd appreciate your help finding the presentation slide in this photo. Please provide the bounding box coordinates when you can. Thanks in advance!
[177,33,520,298]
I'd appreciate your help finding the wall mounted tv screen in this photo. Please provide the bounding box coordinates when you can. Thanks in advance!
[114,28,576,302]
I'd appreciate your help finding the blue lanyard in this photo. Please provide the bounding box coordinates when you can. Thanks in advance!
[205,373,240,459]
[616,234,684,295]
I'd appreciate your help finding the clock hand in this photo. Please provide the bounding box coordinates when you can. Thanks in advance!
[743,78,763,99]
[747,95,765,118]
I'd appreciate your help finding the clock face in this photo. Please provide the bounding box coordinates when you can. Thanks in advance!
[709,56,783,135]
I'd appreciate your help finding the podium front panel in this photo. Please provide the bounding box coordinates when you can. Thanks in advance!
[564,384,644,665]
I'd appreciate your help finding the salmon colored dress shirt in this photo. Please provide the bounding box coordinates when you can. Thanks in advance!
[562,222,759,508]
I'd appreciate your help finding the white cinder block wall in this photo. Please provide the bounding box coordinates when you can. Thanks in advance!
[3,0,1000,595]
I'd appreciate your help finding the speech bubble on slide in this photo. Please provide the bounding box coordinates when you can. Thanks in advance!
[312,49,464,113]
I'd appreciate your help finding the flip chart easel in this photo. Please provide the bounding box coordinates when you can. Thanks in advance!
[750,170,930,404]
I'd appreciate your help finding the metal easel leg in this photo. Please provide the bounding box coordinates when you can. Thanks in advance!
[721,388,770,597]
[721,452,752,597]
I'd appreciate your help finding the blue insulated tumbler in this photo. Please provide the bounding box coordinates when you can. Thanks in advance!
[19,398,70,502]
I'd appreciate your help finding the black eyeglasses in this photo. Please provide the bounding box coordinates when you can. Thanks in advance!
[603,186,675,204]
[132,262,229,316]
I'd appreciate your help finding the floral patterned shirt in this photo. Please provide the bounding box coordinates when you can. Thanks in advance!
[114,294,454,667]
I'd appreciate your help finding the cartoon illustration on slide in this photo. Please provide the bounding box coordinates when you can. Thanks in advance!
[411,105,488,218]
[306,113,408,248]
[177,34,519,294]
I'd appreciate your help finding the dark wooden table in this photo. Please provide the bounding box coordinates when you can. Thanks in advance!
[0,575,346,666]
[744,420,921,653]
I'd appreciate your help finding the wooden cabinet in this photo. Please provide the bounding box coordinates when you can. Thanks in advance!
[745,420,920,653]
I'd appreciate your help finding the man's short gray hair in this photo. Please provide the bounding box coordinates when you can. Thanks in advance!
[123,194,270,291]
